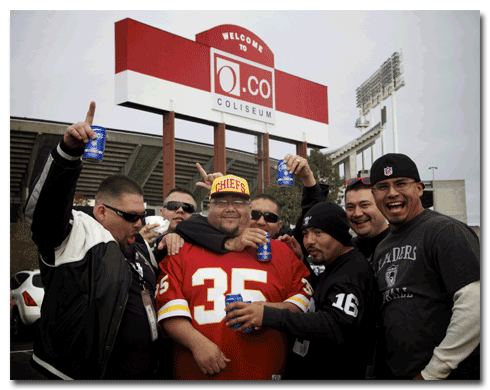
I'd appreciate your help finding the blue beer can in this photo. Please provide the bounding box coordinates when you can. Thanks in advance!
[277,159,293,187]
[225,294,253,332]
[83,126,106,162]
[257,233,272,262]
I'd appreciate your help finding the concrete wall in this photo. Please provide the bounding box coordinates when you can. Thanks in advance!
[433,180,467,224]
[10,222,39,278]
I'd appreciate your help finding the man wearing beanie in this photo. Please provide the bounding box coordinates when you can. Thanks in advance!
[369,153,480,380]
[225,202,379,380]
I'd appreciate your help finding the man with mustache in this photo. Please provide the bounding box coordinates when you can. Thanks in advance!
[155,175,313,380]
[24,102,159,379]
[369,153,480,380]
[174,154,327,286]
[225,202,378,379]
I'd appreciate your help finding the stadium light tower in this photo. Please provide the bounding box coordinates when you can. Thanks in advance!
[356,51,406,154]
[429,166,438,181]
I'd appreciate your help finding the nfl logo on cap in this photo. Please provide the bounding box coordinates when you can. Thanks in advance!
[384,167,393,176]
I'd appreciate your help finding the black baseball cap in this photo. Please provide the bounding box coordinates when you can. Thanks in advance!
[370,153,422,186]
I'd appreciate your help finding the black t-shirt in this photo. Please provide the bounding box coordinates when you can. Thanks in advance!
[352,228,390,262]
[104,249,157,379]
[372,209,480,378]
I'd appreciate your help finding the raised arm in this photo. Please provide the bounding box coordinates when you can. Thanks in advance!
[24,102,97,253]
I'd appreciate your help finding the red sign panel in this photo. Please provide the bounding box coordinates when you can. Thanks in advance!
[196,24,274,68]
[115,19,328,131]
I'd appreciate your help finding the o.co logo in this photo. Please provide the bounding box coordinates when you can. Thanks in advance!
[214,54,274,109]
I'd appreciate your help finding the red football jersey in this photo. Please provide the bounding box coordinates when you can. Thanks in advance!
[156,240,313,380]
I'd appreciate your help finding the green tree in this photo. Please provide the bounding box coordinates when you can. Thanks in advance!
[263,149,343,227]
[307,149,344,203]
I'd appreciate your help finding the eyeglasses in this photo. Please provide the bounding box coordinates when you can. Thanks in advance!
[103,204,147,223]
[251,210,280,223]
[346,177,371,187]
[210,199,249,208]
[372,180,418,194]
[164,201,196,214]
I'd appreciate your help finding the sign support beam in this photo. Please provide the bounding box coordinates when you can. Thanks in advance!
[163,111,176,200]
[256,133,270,193]
[296,141,307,158]
[214,122,226,175]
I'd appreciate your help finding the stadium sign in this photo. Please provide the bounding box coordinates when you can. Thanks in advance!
[115,19,329,148]
[212,48,275,123]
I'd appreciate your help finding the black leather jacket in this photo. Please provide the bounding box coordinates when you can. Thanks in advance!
[24,142,157,379]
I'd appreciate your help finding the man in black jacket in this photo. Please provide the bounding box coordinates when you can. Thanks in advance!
[225,202,379,380]
[24,102,160,379]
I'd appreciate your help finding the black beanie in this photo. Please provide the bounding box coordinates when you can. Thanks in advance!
[370,153,421,186]
[301,202,352,246]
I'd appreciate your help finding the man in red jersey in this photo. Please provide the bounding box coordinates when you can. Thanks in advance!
[155,174,313,380]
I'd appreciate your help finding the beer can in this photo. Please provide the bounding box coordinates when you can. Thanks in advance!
[83,126,106,162]
[257,233,272,262]
[225,294,253,332]
[225,293,243,306]
[277,159,293,187]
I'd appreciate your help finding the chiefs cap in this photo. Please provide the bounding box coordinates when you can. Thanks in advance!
[370,153,422,186]
[209,175,250,200]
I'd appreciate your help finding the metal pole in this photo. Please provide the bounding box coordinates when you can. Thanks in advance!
[381,126,386,155]
[392,89,398,153]
[429,166,438,182]
[359,113,366,170]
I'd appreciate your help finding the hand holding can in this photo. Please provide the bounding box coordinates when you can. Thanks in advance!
[83,126,106,162]
[257,233,271,262]
[225,294,254,332]
[277,159,294,187]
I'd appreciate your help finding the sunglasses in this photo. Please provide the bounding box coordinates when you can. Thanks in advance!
[346,177,371,187]
[104,204,147,223]
[164,201,196,214]
[251,210,280,223]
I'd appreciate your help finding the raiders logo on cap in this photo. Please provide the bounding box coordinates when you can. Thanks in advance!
[303,216,312,227]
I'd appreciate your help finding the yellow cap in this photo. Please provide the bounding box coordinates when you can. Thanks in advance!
[209,175,250,200]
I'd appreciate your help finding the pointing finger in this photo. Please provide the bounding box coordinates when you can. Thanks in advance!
[85,101,96,127]
[196,163,207,179]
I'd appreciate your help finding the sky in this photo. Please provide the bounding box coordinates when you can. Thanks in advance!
[9,9,482,226]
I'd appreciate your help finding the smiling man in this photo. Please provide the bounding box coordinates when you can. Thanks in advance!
[249,194,283,239]
[160,188,197,232]
[139,188,197,244]
[155,175,313,380]
[370,153,480,380]
[344,177,389,260]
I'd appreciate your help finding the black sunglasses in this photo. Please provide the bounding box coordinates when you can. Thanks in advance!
[346,177,371,187]
[103,204,147,223]
[164,201,196,214]
[251,210,280,223]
